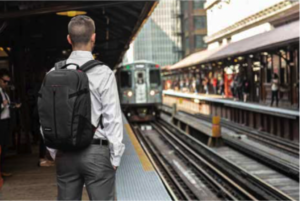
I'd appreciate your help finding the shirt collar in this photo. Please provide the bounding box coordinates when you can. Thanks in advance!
[68,51,94,60]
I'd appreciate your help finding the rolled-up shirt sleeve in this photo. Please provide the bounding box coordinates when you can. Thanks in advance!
[99,71,125,167]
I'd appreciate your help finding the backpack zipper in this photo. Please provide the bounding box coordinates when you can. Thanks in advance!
[53,87,58,139]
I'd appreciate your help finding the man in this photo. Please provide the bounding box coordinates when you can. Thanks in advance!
[48,16,124,200]
[0,70,21,177]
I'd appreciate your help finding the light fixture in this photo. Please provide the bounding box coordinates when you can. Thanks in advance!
[56,11,87,17]
[127,91,133,97]
[150,90,155,96]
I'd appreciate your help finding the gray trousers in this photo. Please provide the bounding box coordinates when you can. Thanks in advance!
[56,144,116,201]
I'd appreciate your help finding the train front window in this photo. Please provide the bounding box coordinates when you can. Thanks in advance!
[137,72,145,84]
[121,71,132,88]
[150,70,161,86]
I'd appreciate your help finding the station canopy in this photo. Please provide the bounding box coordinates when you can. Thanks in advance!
[167,20,299,70]
[165,46,224,70]
[0,1,157,68]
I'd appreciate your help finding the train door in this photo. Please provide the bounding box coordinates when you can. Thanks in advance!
[134,70,147,103]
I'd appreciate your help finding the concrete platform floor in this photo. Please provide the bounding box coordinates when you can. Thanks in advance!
[0,146,90,200]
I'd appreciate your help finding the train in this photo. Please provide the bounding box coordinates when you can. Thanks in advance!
[116,60,162,122]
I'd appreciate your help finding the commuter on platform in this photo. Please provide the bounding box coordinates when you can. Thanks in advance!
[179,78,184,91]
[219,77,225,97]
[0,70,22,177]
[231,76,237,100]
[42,16,124,200]
[196,74,201,94]
[212,77,218,94]
[185,77,190,92]
[270,73,279,107]
[203,77,209,94]
[242,76,250,102]
[235,74,243,101]
[192,77,198,93]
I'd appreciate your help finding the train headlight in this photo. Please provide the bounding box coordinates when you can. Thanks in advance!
[150,90,155,96]
[127,91,133,97]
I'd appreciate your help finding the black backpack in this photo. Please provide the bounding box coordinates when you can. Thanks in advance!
[38,60,103,151]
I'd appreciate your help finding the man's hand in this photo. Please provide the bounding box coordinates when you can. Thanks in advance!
[113,166,118,171]
[2,100,8,107]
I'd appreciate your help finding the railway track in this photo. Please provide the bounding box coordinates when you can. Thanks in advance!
[160,105,299,157]
[159,106,299,180]
[131,119,298,200]
[195,112,299,157]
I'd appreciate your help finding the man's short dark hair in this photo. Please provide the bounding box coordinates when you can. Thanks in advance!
[0,69,10,79]
[68,15,95,46]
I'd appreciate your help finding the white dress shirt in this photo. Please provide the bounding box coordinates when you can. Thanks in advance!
[45,51,125,167]
[0,87,10,120]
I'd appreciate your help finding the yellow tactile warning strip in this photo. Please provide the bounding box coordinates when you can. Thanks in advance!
[124,124,154,171]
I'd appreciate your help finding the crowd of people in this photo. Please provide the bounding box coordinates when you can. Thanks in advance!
[229,73,250,102]
[165,74,225,96]
[164,72,281,105]
[165,74,250,102]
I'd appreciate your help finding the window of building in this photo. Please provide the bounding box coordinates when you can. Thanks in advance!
[194,16,206,30]
[120,71,132,88]
[185,37,190,50]
[195,35,206,49]
[182,1,189,11]
[193,0,205,9]
[184,19,189,32]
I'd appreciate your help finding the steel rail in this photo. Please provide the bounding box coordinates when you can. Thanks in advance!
[157,119,296,201]
[151,122,254,201]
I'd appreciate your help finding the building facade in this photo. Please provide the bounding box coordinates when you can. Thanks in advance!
[181,0,208,57]
[205,0,298,49]
[124,0,182,67]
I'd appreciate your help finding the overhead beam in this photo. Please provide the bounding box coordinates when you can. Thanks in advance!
[0,1,129,20]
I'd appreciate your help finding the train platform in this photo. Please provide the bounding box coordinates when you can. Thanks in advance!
[163,90,299,117]
[163,90,299,141]
[0,115,171,200]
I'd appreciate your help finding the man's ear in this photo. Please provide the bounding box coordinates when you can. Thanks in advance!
[67,35,72,45]
[91,33,96,43]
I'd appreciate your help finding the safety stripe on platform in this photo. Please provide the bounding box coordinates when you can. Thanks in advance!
[124,124,154,171]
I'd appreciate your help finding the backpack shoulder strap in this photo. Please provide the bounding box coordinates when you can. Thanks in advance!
[54,60,67,70]
[0,91,3,113]
[81,60,104,72]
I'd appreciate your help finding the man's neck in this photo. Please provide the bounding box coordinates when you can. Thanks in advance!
[72,46,92,52]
